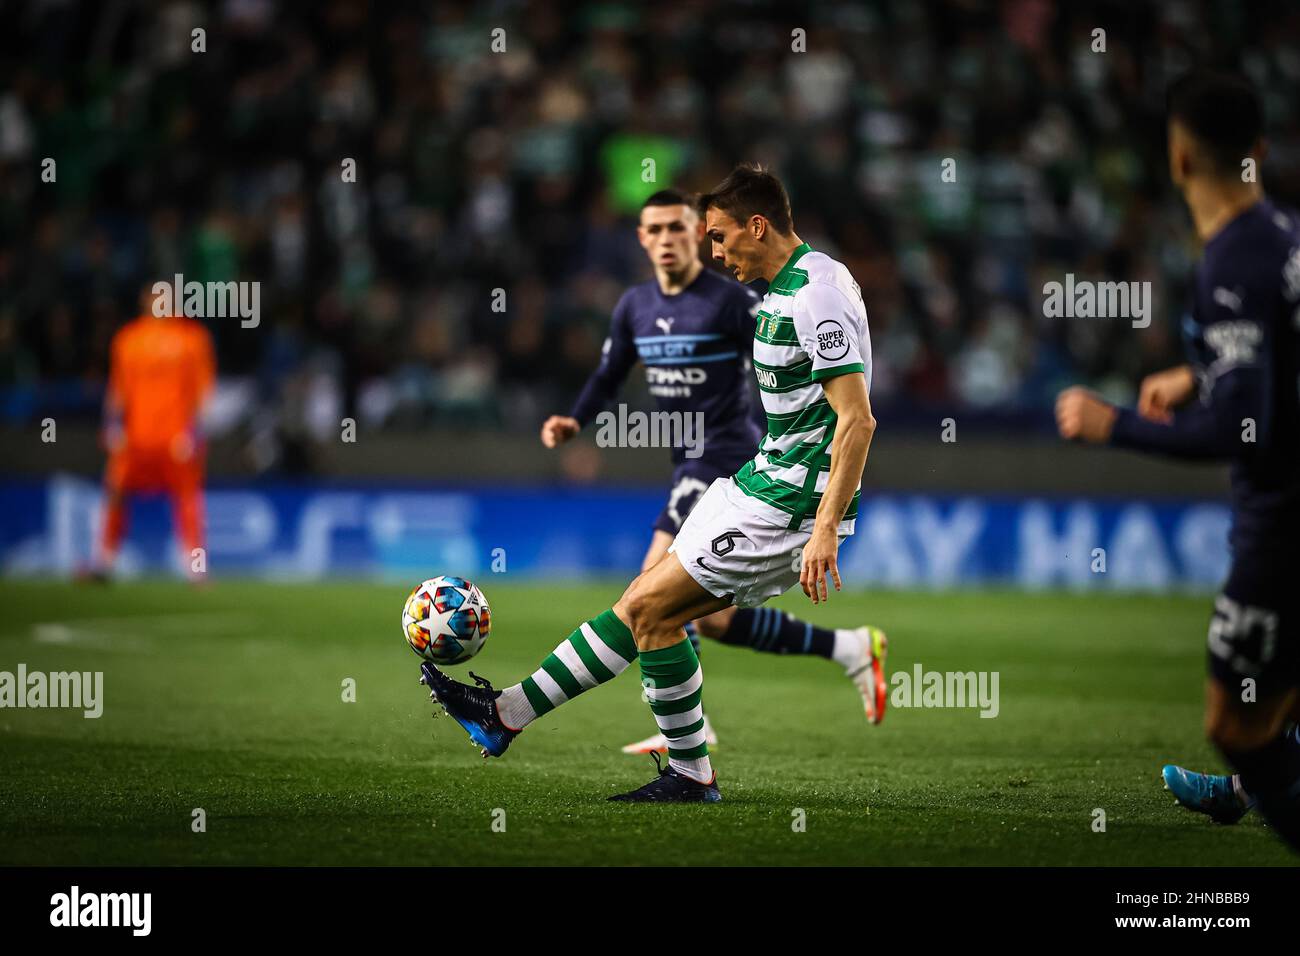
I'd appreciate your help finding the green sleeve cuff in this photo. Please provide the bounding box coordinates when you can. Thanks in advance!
[810,362,864,382]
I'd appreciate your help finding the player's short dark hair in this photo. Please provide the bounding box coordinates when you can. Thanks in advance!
[1167,69,1264,175]
[641,188,696,210]
[698,163,794,235]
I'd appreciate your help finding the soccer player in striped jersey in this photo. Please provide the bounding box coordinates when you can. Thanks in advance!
[420,165,885,801]
[539,189,888,755]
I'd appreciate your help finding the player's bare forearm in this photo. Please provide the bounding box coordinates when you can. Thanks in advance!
[815,372,874,534]
[801,372,874,603]
[815,413,873,533]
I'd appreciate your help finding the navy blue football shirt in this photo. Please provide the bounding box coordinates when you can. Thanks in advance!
[1111,198,1300,557]
[570,268,765,469]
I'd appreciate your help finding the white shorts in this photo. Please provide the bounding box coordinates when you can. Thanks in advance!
[669,477,832,608]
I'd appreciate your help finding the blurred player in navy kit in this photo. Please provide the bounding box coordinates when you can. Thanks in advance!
[1057,71,1300,849]
[542,189,888,754]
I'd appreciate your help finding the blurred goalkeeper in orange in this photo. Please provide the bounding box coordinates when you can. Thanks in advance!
[94,285,215,580]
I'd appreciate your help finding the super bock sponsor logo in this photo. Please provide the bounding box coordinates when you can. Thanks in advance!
[815,319,848,359]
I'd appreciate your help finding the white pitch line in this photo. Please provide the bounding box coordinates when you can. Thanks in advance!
[31,622,149,653]
[26,612,256,652]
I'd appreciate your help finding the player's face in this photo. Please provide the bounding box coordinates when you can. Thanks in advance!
[704,207,760,283]
[638,204,702,273]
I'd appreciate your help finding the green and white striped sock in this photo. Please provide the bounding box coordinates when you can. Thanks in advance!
[496,609,636,731]
[639,640,714,784]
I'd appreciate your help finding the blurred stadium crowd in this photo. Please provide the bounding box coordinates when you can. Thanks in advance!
[2,0,1299,472]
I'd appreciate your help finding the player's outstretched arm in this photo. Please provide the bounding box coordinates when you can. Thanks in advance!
[1057,353,1269,460]
[1060,261,1277,459]
[801,371,875,605]
[558,293,639,441]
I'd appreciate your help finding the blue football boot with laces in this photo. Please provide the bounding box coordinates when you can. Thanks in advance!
[1162,764,1253,824]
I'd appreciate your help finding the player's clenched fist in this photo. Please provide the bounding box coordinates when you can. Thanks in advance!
[540,415,580,448]
[1055,386,1118,443]
[1137,365,1196,423]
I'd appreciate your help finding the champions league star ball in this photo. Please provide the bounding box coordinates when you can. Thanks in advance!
[402,575,491,665]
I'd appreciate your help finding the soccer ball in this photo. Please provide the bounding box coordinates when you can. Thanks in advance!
[402,575,491,665]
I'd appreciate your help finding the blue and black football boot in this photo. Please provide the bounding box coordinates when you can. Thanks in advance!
[608,752,722,803]
[419,662,517,758]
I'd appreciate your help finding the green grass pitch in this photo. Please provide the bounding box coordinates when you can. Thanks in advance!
[0,579,1293,866]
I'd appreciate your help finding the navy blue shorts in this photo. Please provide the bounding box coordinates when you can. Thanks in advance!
[653,460,737,535]
[1207,553,1300,700]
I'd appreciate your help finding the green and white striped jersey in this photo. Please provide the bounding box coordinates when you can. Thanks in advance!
[733,242,871,533]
